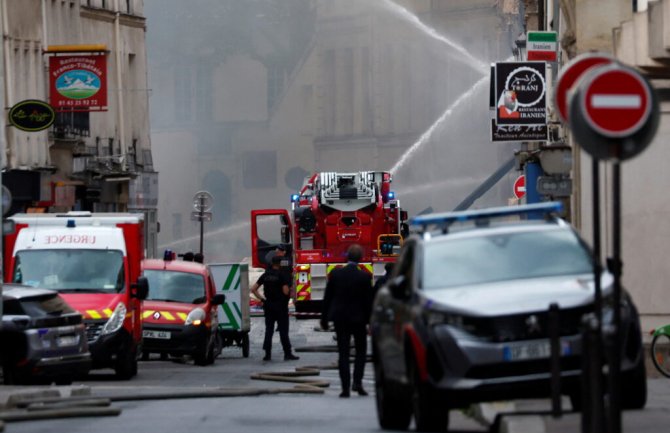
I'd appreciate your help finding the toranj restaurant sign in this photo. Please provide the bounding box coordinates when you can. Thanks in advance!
[49,54,108,112]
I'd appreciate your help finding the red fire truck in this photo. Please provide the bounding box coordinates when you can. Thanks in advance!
[250,171,408,316]
[4,212,148,379]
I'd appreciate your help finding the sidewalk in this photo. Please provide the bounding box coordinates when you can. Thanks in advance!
[478,378,670,433]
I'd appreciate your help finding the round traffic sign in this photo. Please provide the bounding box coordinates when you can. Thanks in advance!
[554,53,613,124]
[580,65,652,138]
[193,190,213,212]
[513,175,526,199]
[569,63,659,161]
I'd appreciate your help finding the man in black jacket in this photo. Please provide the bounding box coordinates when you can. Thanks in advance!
[321,244,374,398]
[251,256,300,362]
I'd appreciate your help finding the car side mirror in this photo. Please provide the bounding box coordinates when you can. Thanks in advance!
[211,293,226,305]
[388,275,409,300]
[132,276,149,300]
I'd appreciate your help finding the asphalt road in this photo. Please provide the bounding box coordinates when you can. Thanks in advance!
[2,317,669,433]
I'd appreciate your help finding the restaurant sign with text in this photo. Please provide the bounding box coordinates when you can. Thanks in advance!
[495,62,546,126]
[490,120,548,142]
[49,54,108,111]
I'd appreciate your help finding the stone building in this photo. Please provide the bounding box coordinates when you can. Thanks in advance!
[520,0,670,332]
[0,0,158,257]
[150,0,521,261]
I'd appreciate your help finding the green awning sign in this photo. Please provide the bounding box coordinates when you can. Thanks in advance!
[527,31,558,62]
[8,99,56,132]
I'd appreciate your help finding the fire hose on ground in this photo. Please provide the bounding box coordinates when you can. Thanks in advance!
[0,345,360,425]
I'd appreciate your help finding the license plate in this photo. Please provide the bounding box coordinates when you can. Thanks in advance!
[57,335,79,347]
[503,341,571,361]
[143,330,171,339]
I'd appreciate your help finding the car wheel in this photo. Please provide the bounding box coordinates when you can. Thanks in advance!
[115,345,138,380]
[569,390,582,412]
[374,358,411,430]
[621,356,647,410]
[651,333,670,378]
[194,336,215,366]
[2,358,22,385]
[410,359,449,432]
[242,332,250,358]
[54,376,73,386]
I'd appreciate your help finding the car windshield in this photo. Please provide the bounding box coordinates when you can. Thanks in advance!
[143,270,206,304]
[13,249,125,293]
[423,228,593,289]
[3,293,76,317]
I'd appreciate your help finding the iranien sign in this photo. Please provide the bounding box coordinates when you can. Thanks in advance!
[495,62,547,127]
[527,31,558,62]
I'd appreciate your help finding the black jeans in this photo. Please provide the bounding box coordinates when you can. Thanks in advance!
[334,321,367,390]
[263,304,291,355]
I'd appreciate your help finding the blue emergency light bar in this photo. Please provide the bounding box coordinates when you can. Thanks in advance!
[387,191,396,200]
[410,201,563,229]
[290,194,300,203]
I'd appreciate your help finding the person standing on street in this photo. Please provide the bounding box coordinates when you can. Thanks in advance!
[321,244,374,398]
[251,256,300,362]
[373,262,394,297]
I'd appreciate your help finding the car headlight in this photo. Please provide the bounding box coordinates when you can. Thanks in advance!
[425,309,479,335]
[101,303,127,335]
[185,307,206,326]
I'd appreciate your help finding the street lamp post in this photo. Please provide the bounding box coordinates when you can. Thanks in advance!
[191,191,213,257]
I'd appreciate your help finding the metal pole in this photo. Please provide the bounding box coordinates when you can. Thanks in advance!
[199,196,205,256]
[607,162,622,433]
[548,303,562,418]
[582,158,605,433]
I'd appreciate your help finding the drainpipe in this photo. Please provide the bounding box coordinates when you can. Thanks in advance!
[41,0,51,171]
[114,0,127,171]
[2,0,13,167]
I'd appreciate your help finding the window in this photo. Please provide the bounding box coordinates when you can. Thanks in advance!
[242,151,277,188]
[143,270,206,304]
[14,249,125,292]
[422,229,593,290]
[174,66,193,122]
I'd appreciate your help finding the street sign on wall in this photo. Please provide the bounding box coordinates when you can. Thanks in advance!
[490,120,548,142]
[8,100,56,132]
[527,31,558,62]
[537,176,572,197]
[49,54,108,112]
[495,62,547,126]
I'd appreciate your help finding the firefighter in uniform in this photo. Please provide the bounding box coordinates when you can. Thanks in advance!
[251,255,300,361]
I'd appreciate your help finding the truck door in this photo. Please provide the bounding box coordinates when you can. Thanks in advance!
[250,209,292,269]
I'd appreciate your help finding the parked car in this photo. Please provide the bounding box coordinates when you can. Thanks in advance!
[370,202,646,432]
[141,256,225,365]
[0,284,91,384]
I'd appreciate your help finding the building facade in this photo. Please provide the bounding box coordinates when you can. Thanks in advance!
[524,0,670,333]
[0,0,158,257]
[150,0,522,261]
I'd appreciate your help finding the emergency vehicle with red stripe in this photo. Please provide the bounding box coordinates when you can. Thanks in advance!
[140,254,225,365]
[3,212,149,379]
[250,171,408,317]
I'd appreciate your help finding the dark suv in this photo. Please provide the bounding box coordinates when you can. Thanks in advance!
[1,284,91,384]
[370,203,646,432]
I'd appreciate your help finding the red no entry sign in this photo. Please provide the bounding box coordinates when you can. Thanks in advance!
[554,53,612,124]
[580,67,652,138]
[513,175,526,199]
[569,61,659,161]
